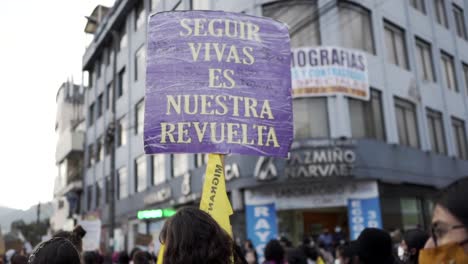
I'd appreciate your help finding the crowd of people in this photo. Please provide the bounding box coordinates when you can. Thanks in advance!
[0,176,466,264]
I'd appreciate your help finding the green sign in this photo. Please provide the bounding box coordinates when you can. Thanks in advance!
[137,208,177,220]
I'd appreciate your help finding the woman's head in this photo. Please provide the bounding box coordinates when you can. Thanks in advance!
[399,229,428,262]
[159,207,241,264]
[53,225,86,253]
[426,177,468,251]
[28,237,81,264]
[264,239,284,263]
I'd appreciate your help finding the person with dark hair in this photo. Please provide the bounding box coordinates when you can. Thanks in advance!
[419,176,468,263]
[335,241,359,264]
[132,251,154,264]
[397,229,428,263]
[263,239,286,264]
[10,254,27,264]
[129,248,142,264]
[27,237,82,264]
[53,225,87,253]
[159,207,245,264]
[354,228,399,264]
[83,251,102,264]
[117,251,130,264]
[243,240,258,264]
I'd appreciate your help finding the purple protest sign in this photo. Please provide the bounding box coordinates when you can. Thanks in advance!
[144,11,293,157]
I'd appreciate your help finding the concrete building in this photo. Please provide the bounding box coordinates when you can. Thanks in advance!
[81,0,468,250]
[50,80,85,232]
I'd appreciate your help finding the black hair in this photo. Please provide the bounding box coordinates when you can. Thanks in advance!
[118,251,130,264]
[83,251,103,264]
[11,254,28,264]
[264,239,284,264]
[130,248,142,261]
[28,237,81,264]
[159,207,244,264]
[437,176,468,229]
[133,251,153,264]
[53,225,86,253]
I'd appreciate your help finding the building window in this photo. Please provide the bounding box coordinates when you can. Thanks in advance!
[463,63,468,94]
[426,108,446,154]
[87,185,93,211]
[401,198,424,230]
[415,38,436,82]
[97,93,103,118]
[441,51,458,92]
[153,154,165,185]
[88,103,95,126]
[410,0,426,14]
[171,154,188,178]
[293,97,329,139]
[105,47,111,66]
[135,0,145,31]
[88,70,93,88]
[434,0,448,28]
[349,89,386,140]
[135,45,146,81]
[117,116,127,147]
[452,117,468,159]
[195,153,209,168]
[136,100,145,134]
[96,137,103,162]
[96,58,101,78]
[384,21,409,70]
[135,155,147,193]
[118,68,127,98]
[262,0,320,47]
[119,25,127,51]
[118,167,128,200]
[87,144,95,168]
[395,97,420,148]
[105,176,111,203]
[95,180,102,208]
[453,4,467,40]
[338,2,375,54]
[106,81,113,110]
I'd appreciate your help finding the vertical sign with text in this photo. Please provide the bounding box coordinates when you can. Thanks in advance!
[347,197,383,240]
[246,203,278,263]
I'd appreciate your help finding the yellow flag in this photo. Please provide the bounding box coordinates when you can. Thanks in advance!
[199,153,233,236]
[156,245,164,264]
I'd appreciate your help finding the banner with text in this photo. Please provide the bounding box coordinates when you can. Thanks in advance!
[291,46,369,100]
[246,203,278,263]
[144,11,293,157]
[78,219,102,251]
[347,197,383,240]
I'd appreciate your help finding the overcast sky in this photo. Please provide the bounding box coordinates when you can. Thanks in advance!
[0,0,115,210]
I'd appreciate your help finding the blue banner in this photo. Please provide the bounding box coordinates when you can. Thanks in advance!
[246,203,278,262]
[347,197,383,240]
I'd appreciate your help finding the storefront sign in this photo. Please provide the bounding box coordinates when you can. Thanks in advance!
[144,11,293,157]
[225,163,240,181]
[137,208,177,220]
[143,186,172,205]
[347,197,383,240]
[291,46,369,100]
[254,156,278,181]
[78,219,102,251]
[286,148,356,178]
[246,203,278,263]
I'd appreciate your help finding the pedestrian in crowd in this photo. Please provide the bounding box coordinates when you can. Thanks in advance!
[159,207,245,264]
[53,225,87,253]
[316,242,333,264]
[286,237,319,264]
[419,176,468,263]
[354,228,399,264]
[397,229,428,264]
[133,251,153,264]
[335,242,358,264]
[263,239,287,264]
[243,240,258,264]
[83,251,102,264]
[27,237,82,264]
[10,254,27,264]
[117,251,130,264]
[332,227,346,250]
[317,229,333,253]
[129,248,141,264]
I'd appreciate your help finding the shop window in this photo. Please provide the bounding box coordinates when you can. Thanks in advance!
[349,89,386,140]
[400,198,424,230]
[395,97,420,148]
[441,51,458,92]
[293,97,329,139]
[415,38,436,82]
[118,167,128,200]
[452,117,468,160]
[426,108,447,154]
[384,21,409,70]
[463,63,468,94]
[339,2,375,54]
[135,155,147,192]
[262,0,320,47]
[410,0,426,14]
[153,154,165,185]
[433,0,448,28]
